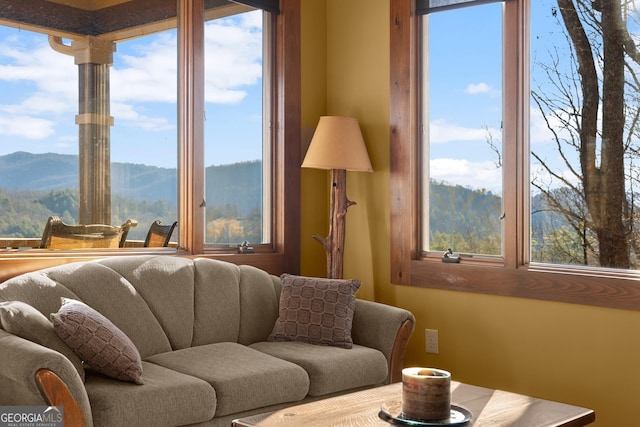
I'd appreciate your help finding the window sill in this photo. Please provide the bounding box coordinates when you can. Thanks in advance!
[406,259,640,311]
[0,248,286,282]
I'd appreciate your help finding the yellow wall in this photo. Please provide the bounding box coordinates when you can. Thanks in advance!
[301,0,640,425]
[300,0,328,280]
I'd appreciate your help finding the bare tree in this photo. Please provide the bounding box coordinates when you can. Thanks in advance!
[532,0,640,268]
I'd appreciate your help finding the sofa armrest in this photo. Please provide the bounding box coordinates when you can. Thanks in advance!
[0,329,92,427]
[351,300,415,383]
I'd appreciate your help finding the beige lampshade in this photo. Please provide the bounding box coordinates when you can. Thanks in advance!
[302,116,373,172]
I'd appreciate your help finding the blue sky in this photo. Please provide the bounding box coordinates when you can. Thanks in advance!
[427,2,504,193]
[0,10,263,169]
[0,3,555,191]
[425,0,619,194]
[0,2,635,194]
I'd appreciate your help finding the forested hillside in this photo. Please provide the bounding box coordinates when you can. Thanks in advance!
[0,152,567,253]
[0,152,261,241]
[428,181,502,255]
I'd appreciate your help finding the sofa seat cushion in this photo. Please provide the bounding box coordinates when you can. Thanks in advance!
[85,361,216,427]
[145,342,309,417]
[250,341,388,396]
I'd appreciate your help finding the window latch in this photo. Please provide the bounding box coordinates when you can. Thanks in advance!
[238,240,254,254]
[442,248,460,263]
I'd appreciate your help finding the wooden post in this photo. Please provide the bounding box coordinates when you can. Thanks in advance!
[77,60,112,225]
[49,36,115,225]
[313,169,355,279]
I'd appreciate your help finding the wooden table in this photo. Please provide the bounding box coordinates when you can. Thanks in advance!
[232,381,595,427]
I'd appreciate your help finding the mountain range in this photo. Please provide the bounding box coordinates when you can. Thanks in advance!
[0,151,261,216]
[0,151,566,253]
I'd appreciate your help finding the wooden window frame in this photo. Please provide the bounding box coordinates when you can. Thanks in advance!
[389,0,640,312]
[0,0,300,281]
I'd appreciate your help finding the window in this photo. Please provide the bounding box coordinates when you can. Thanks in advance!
[111,33,178,244]
[0,0,300,279]
[421,2,503,257]
[204,8,270,247]
[390,0,640,310]
[529,0,640,270]
[0,25,178,248]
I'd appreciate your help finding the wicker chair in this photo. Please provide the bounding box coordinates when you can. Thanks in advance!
[40,216,137,249]
[144,220,177,247]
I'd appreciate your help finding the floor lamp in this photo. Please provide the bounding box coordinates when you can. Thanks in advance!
[302,116,373,279]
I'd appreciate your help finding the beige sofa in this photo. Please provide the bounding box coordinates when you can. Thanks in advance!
[0,255,415,427]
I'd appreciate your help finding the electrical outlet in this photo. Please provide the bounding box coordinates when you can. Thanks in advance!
[425,329,439,354]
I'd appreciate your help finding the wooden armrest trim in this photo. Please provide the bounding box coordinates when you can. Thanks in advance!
[36,369,86,427]
[388,318,415,383]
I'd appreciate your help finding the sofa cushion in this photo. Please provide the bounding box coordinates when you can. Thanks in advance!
[0,301,85,382]
[237,265,281,345]
[97,255,197,350]
[0,271,80,321]
[145,342,309,417]
[191,258,242,346]
[269,274,360,349]
[44,261,173,358]
[51,298,144,384]
[250,341,388,396]
[85,361,216,427]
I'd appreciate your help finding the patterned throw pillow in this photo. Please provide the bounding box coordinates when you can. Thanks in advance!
[268,274,360,349]
[0,301,85,382]
[51,298,144,384]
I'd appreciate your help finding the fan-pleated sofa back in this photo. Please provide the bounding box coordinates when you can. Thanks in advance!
[0,255,283,358]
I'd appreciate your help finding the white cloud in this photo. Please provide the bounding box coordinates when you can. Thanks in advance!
[203,12,262,104]
[111,102,174,131]
[531,160,580,191]
[429,119,501,145]
[466,82,491,94]
[112,32,177,104]
[4,94,71,116]
[0,115,55,139]
[0,39,77,100]
[51,134,76,151]
[0,36,77,142]
[0,10,263,139]
[430,158,502,192]
[108,11,263,123]
[529,106,578,145]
